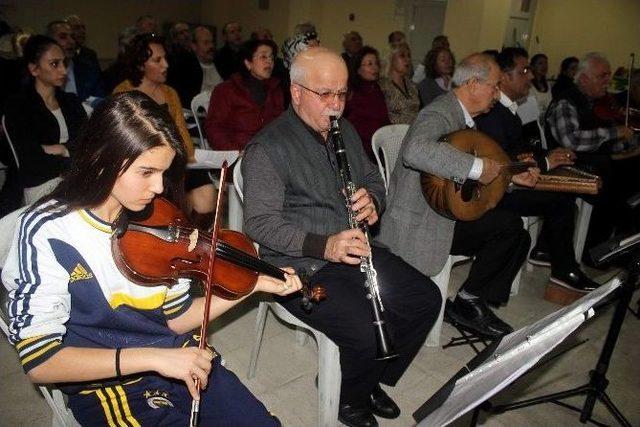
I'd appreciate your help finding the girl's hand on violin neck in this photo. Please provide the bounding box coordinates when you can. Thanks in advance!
[255,268,303,296]
[152,347,214,400]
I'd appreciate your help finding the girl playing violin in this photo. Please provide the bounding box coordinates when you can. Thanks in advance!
[2,91,301,426]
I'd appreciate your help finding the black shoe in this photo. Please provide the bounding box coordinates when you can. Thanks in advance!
[550,269,599,293]
[529,249,551,267]
[338,404,378,427]
[369,385,400,419]
[445,297,513,339]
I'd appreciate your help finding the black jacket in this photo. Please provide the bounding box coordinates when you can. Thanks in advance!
[167,48,203,107]
[476,101,549,172]
[4,85,87,187]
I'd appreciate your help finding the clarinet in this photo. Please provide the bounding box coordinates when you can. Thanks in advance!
[328,116,398,361]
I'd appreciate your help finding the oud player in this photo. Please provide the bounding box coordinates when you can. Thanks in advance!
[377,53,538,339]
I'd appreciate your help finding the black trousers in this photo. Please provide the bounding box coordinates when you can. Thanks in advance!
[278,246,441,407]
[498,190,578,274]
[577,153,640,252]
[450,209,530,305]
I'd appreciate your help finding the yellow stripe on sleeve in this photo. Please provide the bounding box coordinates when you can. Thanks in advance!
[20,341,61,366]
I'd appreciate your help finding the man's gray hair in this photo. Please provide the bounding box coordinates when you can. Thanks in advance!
[575,52,609,81]
[290,54,306,84]
[452,54,493,87]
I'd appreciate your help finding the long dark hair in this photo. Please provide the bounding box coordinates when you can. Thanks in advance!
[42,91,187,213]
[123,33,166,86]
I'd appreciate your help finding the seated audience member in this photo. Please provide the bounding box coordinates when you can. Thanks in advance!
[377,53,537,338]
[251,27,287,85]
[214,22,244,80]
[475,47,598,292]
[379,42,420,125]
[546,52,637,259]
[293,22,320,47]
[417,47,454,107]
[205,39,284,151]
[2,91,302,427]
[47,20,104,102]
[0,31,31,117]
[530,53,552,117]
[344,46,390,161]
[102,26,137,94]
[242,47,441,427]
[388,30,406,48]
[412,34,451,83]
[4,35,87,204]
[135,14,157,34]
[341,30,363,70]
[167,25,222,106]
[65,15,98,64]
[551,56,579,99]
[113,33,216,226]
[280,33,314,106]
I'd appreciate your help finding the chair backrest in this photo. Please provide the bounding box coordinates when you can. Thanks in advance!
[233,157,244,202]
[2,115,20,169]
[371,124,410,191]
[190,91,212,150]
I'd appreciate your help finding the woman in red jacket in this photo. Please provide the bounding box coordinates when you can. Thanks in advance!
[344,46,390,162]
[205,39,284,151]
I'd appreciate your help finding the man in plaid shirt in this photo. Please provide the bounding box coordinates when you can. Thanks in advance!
[545,52,638,265]
[546,52,635,153]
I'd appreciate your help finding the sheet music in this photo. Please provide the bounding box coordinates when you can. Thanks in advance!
[417,277,622,427]
[188,149,239,170]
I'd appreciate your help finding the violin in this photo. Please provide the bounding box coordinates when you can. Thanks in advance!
[593,93,640,130]
[111,196,326,309]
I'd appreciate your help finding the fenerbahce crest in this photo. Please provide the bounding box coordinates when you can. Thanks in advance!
[144,390,175,409]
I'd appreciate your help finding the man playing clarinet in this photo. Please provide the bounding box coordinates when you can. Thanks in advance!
[242,47,441,427]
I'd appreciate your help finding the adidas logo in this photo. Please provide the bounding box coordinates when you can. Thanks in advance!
[70,263,94,283]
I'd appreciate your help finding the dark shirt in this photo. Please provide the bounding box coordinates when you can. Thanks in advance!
[167,48,205,107]
[214,43,242,80]
[552,74,575,99]
[4,85,87,187]
[476,101,549,172]
[73,46,105,101]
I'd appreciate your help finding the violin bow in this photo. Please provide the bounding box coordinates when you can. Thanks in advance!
[625,53,635,128]
[189,161,229,427]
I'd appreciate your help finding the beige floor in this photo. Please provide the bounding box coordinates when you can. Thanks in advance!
[1,262,639,427]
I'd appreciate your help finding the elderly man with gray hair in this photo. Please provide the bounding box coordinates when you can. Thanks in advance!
[377,53,538,340]
[545,52,638,264]
[242,47,441,427]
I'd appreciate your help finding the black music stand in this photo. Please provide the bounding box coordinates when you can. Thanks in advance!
[413,276,623,426]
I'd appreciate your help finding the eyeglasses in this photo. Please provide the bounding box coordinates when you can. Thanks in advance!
[295,83,348,103]
[253,53,274,62]
[513,66,531,76]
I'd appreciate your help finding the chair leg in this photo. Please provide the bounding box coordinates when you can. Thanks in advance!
[248,301,270,379]
[316,333,341,427]
[425,257,453,347]
[227,183,243,232]
[526,216,540,273]
[574,200,593,263]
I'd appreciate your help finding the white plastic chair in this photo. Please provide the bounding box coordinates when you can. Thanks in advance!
[0,208,80,427]
[2,115,20,169]
[190,91,212,149]
[233,160,342,427]
[371,124,410,192]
